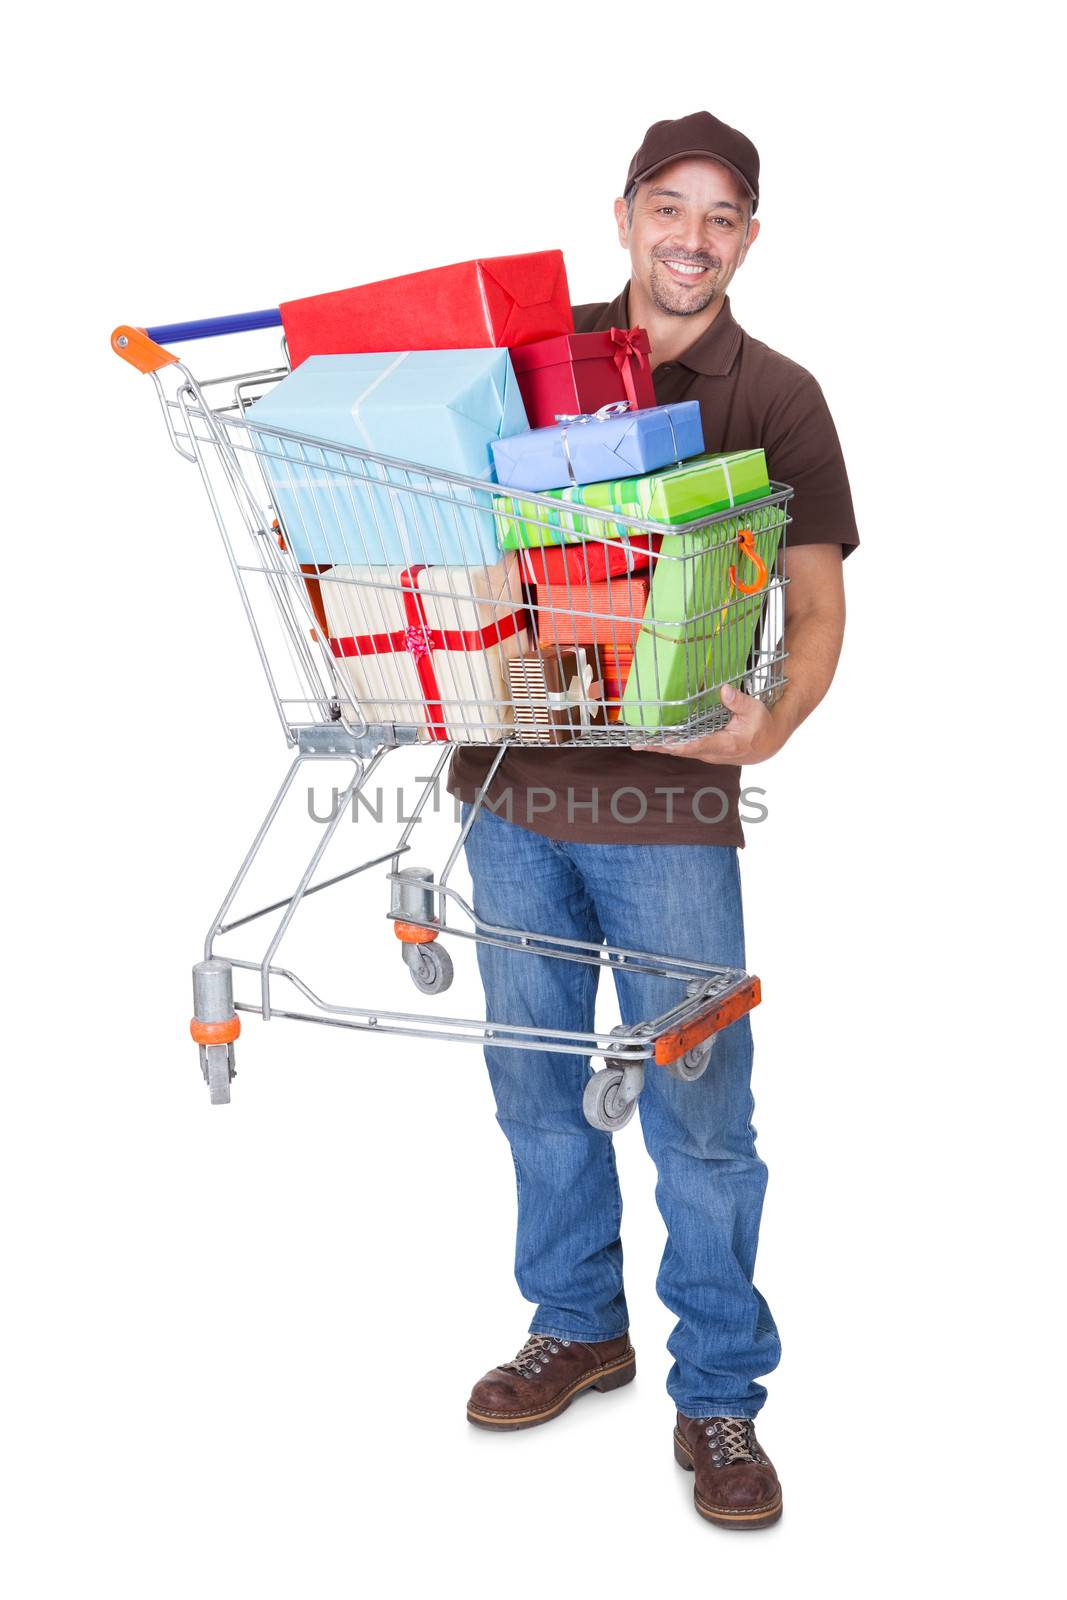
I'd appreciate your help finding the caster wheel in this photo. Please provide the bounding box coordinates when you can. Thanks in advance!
[583,1067,637,1133]
[407,942,453,995]
[665,1035,715,1081]
[204,1044,234,1106]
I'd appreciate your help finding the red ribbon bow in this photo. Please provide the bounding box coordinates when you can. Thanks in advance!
[609,327,650,412]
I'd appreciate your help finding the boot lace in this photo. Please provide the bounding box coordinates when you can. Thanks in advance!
[696,1417,766,1467]
[500,1334,571,1381]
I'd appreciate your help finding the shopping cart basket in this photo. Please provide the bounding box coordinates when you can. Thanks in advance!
[111,313,792,1131]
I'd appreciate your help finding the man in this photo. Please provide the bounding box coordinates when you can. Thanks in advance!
[447,111,859,1529]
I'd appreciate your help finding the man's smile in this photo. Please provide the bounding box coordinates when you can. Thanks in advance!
[655,255,717,284]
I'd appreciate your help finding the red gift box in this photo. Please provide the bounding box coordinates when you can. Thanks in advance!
[510,327,655,428]
[536,576,650,648]
[281,252,573,369]
[519,533,660,588]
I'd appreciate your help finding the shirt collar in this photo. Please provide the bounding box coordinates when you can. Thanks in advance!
[599,285,743,377]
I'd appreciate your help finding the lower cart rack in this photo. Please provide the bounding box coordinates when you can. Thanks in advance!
[191,739,761,1131]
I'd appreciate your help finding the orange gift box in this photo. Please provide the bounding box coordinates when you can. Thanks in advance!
[535,576,650,649]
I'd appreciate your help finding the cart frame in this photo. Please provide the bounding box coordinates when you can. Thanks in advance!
[113,314,786,1128]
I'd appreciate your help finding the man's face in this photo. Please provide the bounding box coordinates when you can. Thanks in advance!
[615,157,759,317]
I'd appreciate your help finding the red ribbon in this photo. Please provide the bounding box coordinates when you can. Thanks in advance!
[609,327,651,412]
[329,564,529,741]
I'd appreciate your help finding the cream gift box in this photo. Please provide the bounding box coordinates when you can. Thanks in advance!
[319,556,530,742]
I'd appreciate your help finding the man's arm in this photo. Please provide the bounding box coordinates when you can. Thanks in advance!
[631,543,846,766]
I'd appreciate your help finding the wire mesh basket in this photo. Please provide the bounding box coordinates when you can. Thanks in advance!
[144,355,790,750]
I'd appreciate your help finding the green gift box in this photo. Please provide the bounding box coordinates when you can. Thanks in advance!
[621,502,786,729]
[493,449,770,550]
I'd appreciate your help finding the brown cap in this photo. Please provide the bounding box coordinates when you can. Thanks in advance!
[625,111,760,213]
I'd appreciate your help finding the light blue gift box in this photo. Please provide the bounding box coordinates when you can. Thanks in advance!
[489,400,704,492]
[246,349,528,565]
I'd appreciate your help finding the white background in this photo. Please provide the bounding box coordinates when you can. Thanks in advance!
[3,2,1062,1595]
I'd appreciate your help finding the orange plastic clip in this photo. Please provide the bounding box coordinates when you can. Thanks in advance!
[189,1015,241,1046]
[111,325,179,374]
[393,921,439,945]
[728,529,767,596]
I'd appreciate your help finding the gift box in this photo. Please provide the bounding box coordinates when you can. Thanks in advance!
[510,327,655,429]
[600,641,634,722]
[281,251,573,369]
[491,401,703,493]
[247,349,528,566]
[507,646,603,744]
[319,556,530,742]
[495,448,770,549]
[518,533,659,588]
[621,503,786,728]
[535,574,650,649]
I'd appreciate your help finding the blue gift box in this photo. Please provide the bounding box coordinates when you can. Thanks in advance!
[246,349,528,565]
[489,400,703,492]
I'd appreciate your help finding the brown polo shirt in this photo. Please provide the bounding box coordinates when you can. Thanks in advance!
[447,288,860,846]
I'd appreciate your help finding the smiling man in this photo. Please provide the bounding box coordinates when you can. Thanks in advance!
[448,112,859,1530]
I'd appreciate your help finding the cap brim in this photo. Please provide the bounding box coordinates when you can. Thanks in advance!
[631,151,757,208]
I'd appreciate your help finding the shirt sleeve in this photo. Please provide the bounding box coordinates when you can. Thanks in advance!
[762,372,860,557]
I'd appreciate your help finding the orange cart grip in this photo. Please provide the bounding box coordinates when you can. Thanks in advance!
[728,529,767,597]
[654,976,761,1066]
[111,325,179,374]
[190,1015,241,1046]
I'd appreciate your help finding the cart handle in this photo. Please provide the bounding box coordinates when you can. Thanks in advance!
[728,528,767,596]
[111,307,284,372]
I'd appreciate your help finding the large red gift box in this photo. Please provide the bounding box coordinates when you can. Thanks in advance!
[536,575,650,648]
[510,327,655,428]
[519,533,660,587]
[280,251,573,369]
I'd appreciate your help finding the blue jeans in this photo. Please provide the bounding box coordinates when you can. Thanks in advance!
[460,801,781,1418]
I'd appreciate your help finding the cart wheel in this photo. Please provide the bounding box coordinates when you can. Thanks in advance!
[665,1036,716,1082]
[205,1044,233,1106]
[583,1067,636,1133]
[408,943,453,995]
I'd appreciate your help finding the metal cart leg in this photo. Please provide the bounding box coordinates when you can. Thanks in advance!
[193,746,388,1090]
[392,865,454,995]
[191,957,239,1106]
[203,755,308,963]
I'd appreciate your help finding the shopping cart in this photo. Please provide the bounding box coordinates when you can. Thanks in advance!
[111,312,792,1131]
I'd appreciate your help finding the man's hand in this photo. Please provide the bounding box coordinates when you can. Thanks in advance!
[628,543,847,767]
[629,681,785,765]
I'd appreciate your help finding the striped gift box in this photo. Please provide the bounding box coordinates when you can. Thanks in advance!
[507,646,603,743]
[535,576,650,649]
[595,641,634,723]
[495,449,769,550]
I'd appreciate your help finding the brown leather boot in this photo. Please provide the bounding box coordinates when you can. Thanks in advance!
[467,1332,636,1430]
[673,1413,783,1528]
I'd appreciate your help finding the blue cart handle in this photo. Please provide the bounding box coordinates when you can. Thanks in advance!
[144,308,283,344]
[112,307,283,372]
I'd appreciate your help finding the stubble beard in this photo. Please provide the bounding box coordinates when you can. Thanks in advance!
[648,255,721,317]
